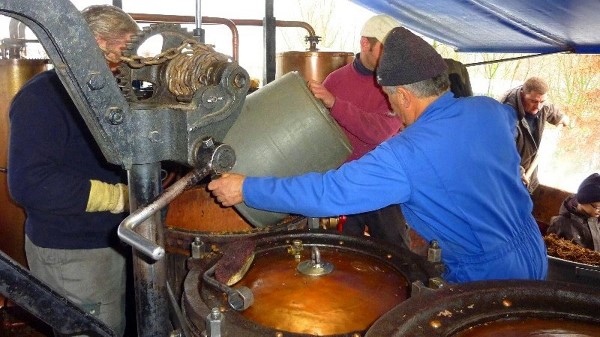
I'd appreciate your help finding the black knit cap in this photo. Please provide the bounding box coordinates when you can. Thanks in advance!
[576,173,600,204]
[377,27,448,86]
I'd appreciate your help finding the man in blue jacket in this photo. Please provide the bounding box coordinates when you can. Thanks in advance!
[208,27,548,283]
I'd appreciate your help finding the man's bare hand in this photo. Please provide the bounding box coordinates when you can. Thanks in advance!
[521,171,530,187]
[207,173,246,206]
[307,80,335,108]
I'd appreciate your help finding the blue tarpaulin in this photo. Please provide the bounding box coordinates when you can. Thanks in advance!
[350,0,600,54]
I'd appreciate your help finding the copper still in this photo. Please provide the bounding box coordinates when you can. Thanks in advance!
[276,50,354,83]
[235,246,406,335]
[0,58,48,267]
[181,230,443,337]
[365,280,600,337]
[165,184,253,233]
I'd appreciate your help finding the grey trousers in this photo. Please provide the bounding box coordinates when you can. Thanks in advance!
[25,236,127,337]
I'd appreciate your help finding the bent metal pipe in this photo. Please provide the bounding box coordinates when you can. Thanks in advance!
[118,139,236,260]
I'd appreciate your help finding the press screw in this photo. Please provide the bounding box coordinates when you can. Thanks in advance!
[191,237,205,259]
[205,307,223,337]
[427,240,442,263]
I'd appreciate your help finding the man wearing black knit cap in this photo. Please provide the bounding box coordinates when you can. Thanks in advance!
[548,173,600,251]
[208,26,548,283]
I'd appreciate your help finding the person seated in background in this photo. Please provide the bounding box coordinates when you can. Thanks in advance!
[547,173,600,252]
[500,77,570,193]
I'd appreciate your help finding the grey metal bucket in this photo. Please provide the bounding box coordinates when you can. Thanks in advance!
[223,71,352,227]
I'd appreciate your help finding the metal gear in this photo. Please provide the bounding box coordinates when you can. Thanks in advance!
[116,23,195,102]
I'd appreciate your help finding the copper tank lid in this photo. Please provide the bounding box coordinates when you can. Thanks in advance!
[182,230,441,336]
[235,242,409,335]
[366,280,600,337]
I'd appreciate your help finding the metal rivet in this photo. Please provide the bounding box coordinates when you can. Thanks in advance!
[148,131,160,142]
[106,107,124,125]
[233,72,247,88]
[87,72,105,90]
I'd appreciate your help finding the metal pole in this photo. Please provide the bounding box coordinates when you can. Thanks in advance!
[128,163,171,337]
[193,0,205,42]
[263,0,276,85]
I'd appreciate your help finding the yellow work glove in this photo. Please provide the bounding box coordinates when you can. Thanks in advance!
[86,180,129,214]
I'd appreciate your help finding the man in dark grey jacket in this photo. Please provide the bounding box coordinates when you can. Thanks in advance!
[500,77,569,193]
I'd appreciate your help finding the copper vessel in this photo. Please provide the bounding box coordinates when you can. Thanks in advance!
[163,183,306,261]
[236,246,407,335]
[366,280,600,337]
[182,230,441,336]
[454,317,600,337]
[0,59,48,267]
[276,51,354,83]
[165,184,253,233]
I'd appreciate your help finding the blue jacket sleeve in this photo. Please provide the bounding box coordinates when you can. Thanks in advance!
[242,139,411,217]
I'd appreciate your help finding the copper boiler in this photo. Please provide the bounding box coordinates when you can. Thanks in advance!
[0,58,48,267]
[181,230,442,337]
[276,51,354,83]
[366,280,600,337]
[165,184,254,234]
